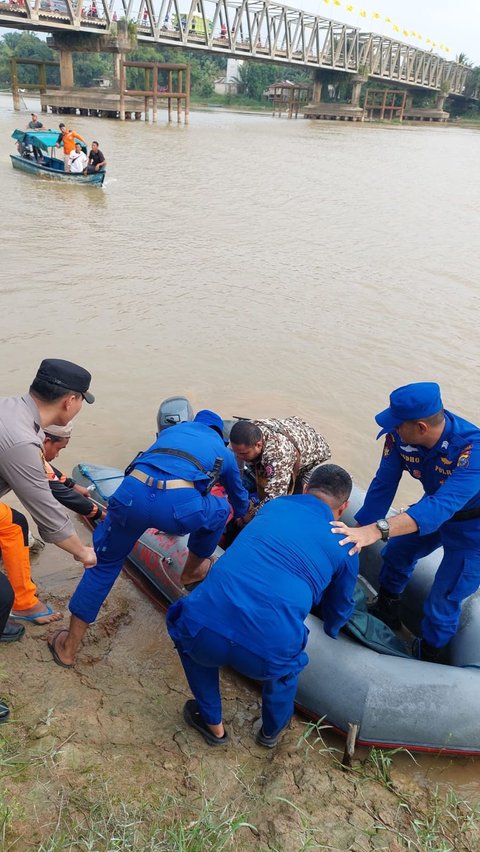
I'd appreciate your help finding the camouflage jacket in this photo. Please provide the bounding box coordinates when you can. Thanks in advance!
[251,416,331,511]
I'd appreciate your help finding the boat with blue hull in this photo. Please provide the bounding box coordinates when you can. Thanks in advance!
[10,130,105,186]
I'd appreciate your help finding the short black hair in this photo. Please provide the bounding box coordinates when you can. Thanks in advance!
[30,378,81,403]
[306,464,352,507]
[229,420,262,447]
[92,140,98,145]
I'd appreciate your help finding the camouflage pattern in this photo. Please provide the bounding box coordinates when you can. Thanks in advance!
[251,417,331,510]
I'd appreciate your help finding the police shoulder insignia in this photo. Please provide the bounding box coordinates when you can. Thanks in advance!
[412,469,422,478]
[457,445,472,469]
[383,433,394,458]
[264,464,275,478]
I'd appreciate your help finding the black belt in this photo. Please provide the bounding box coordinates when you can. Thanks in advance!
[451,508,480,522]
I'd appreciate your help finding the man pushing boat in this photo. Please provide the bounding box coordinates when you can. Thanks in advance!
[331,383,480,663]
[48,410,252,668]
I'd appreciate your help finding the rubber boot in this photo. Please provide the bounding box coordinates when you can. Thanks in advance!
[412,637,443,664]
[368,588,402,631]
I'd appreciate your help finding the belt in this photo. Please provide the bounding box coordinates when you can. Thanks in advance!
[129,469,195,489]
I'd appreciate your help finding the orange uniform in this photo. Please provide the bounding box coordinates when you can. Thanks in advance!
[60,130,86,155]
[0,503,38,611]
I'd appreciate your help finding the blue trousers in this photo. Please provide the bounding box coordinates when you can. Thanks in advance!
[69,474,229,624]
[169,623,300,737]
[380,532,480,648]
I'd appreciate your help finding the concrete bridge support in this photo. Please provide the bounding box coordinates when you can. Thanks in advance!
[303,71,364,121]
[59,49,74,89]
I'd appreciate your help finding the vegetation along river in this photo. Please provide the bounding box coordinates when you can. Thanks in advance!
[1,92,480,798]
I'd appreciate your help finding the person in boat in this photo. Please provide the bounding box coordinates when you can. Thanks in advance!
[331,382,480,663]
[47,410,252,668]
[84,141,106,175]
[56,123,86,170]
[67,142,88,175]
[0,360,96,627]
[43,422,106,523]
[26,113,46,131]
[167,464,358,748]
[229,417,331,525]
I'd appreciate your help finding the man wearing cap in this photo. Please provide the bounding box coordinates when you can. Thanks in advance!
[26,113,46,131]
[49,409,252,668]
[43,423,106,523]
[331,383,480,662]
[0,359,97,626]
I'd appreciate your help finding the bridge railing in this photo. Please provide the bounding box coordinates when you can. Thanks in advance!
[0,0,472,95]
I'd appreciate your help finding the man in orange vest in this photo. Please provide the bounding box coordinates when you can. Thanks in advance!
[56,123,86,171]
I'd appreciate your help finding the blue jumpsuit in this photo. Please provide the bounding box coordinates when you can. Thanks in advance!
[167,494,358,737]
[356,410,480,648]
[69,422,249,624]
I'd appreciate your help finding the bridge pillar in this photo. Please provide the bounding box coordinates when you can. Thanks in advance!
[312,78,323,103]
[59,49,74,89]
[435,93,446,110]
[351,75,367,108]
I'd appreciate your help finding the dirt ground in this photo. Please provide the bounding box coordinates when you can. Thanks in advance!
[1,526,480,851]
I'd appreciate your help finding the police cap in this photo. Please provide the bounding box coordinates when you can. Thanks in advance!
[375,382,443,438]
[35,359,95,404]
[194,409,225,439]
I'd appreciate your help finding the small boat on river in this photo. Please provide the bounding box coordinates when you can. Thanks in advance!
[72,399,480,756]
[10,130,105,186]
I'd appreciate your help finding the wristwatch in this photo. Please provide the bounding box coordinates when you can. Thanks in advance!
[375,519,390,542]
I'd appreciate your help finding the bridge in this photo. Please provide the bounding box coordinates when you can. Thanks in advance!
[0,0,471,97]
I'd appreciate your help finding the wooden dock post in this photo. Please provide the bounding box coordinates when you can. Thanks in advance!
[10,58,21,112]
[177,69,183,123]
[341,723,359,769]
[152,66,158,123]
[119,56,125,121]
[185,65,191,125]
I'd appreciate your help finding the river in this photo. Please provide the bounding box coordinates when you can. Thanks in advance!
[1,92,480,793]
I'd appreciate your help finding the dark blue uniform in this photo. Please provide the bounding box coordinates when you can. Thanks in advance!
[356,410,480,647]
[69,421,249,624]
[167,494,358,737]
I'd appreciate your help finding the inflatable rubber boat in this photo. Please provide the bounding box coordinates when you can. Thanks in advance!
[73,400,480,755]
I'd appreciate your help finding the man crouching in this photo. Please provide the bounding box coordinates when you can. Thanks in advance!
[167,464,358,748]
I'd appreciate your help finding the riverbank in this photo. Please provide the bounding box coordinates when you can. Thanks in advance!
[1,535,480,850]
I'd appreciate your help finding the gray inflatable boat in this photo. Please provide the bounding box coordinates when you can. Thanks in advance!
[73,460,480,756]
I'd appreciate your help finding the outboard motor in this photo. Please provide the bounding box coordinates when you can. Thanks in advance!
[156,396,194,436]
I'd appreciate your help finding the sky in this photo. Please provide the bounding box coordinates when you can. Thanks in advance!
[1,0,479,65]
[300,0,480,64]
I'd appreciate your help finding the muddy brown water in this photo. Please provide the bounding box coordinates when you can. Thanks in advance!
[1,92,480,797]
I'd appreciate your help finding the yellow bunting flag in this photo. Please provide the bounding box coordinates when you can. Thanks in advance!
[426,37,431,43]
[372,11,380,18]
[393,24,399,32]
[346,3,354,9]
[333,0,341,5]
[403,29,409,36]
[323,0,330,4]
[385,16,391,22]
[360,8,367,17]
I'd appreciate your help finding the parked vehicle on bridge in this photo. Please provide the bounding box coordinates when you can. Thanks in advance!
[10,130,106,186]
[71,395,480,757]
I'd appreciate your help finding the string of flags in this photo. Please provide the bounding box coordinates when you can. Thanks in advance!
[320,0,451,54]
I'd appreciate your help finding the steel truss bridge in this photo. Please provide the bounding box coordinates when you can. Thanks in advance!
[0,0,471,95]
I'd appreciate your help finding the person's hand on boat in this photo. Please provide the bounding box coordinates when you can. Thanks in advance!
[329,522,381,555]
[74,545,97,568]
[235,500,256,529]
[74,484,93,498]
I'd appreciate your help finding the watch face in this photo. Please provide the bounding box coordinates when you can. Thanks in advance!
[376,519,389,533]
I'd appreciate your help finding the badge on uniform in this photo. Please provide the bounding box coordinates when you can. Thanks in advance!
[457,445,472,469]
